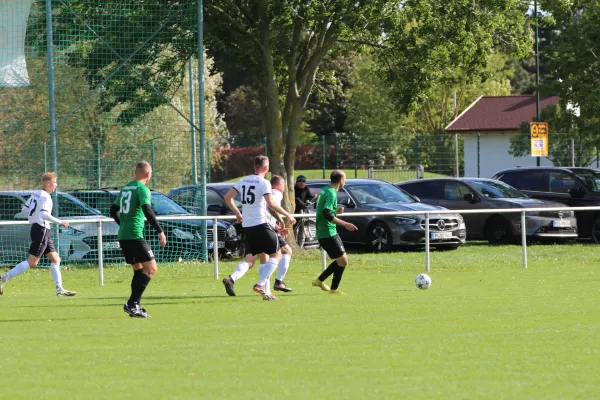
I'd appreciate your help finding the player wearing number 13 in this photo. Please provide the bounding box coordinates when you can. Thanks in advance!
[110,161,167,318]
[0,172,76,296]
[223,156,296,300]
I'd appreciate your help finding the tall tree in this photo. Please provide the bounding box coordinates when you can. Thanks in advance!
[205,0,534,207]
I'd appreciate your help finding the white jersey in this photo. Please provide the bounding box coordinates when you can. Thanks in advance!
[23,190,56,229]
[234,174,272,228]
[267,189,283,228]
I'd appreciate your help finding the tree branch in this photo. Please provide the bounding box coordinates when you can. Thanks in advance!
[205,2,264,53]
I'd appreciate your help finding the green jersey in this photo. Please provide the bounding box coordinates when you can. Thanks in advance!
[114,180,151,240]
[316,185,338,239]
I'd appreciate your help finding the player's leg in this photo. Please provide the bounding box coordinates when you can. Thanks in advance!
[47,250,76,296]
[121,240,153,318]
[222,253,256,296]
[0,225,47,294]
[328,252,348,294]
[313,235,346,292]
[274,244,293,292]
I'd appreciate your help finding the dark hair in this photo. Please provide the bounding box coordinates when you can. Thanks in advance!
[330,170,345,183]
[270,175,284,186]
[254,155,269,170]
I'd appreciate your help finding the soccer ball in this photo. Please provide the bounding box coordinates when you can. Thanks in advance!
[415,273,431,290]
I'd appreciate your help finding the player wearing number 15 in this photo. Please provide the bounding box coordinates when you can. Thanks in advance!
[0,172,76,297]
[110,161,167,318]
[223,156,296,300]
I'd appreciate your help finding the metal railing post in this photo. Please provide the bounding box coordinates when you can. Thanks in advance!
[97,221,104,285]
[521,211,527,269]
[425,213,430,272]
[213,218,218,279]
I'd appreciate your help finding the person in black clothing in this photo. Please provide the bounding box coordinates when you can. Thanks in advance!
[294,175,315,215]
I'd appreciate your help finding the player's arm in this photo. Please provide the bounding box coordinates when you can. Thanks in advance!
[39,198,69,228]
[265,194,296,225]
[141,204,163,234]
[110,203,120,225]
[224,188,243,223]
[322,192,357,231]
[267,207,284,225]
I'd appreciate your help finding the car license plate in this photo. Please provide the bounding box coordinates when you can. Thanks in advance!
[431,232,452,239]
[207,241,225,249]
[103,242,120,249]
[552,220,571,228]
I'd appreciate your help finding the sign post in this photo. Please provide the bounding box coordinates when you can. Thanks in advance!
[530,122,548,158]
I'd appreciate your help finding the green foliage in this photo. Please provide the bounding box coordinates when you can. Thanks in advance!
[509,103,600,167]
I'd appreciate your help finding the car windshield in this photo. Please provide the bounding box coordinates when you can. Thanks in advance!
[216,187,242,205]
[468,180,527,199]
[572,170,600,192]
[58,193,102,216]
[347,183,416,204]
[151,193,190,215]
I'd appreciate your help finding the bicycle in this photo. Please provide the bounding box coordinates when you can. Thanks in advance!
[293,198,319,249]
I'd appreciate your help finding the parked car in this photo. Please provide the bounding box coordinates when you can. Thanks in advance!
[168,183,320,249]
[68,189,241,261]
[396,177,578,244]
[0,190,122,266]
[493,166,600,242]
[306,179,467,252]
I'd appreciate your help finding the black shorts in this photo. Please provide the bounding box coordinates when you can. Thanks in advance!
[119,239,155,265]
[277,232,287,248]
[318,234,345,259]
[244,224,280,256]
[28,223,56,258]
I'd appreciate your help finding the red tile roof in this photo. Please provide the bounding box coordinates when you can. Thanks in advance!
[445,95,559,133]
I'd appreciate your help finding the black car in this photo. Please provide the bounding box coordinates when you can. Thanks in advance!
[68,189,241,260]
[306,179,467,252]
[493,167,600,242]
[396,178,577,244]
[168,183,318,250]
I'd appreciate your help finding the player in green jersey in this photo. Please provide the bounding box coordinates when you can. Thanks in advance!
[110,161,166,318]
[312,170,357,294]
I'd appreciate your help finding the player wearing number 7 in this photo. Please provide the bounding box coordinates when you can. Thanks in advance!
[110,161,166,318]
[0,172,76,296]
[223,156,296,300]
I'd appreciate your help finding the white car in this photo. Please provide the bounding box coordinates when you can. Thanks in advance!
[0,191,121,266]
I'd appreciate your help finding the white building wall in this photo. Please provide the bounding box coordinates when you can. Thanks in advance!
[463,134,553,178]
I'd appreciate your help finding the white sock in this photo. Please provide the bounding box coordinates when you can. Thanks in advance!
[266,278,272,295]
[277,254,291,282]
[3,260,30,280]
[230,261,249,282]
[258,258,278,287]
[257,264,266,285]
[50,262,63,291]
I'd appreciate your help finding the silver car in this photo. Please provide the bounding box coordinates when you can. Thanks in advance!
[0,191,121,266]
[306,179,467,251]
[396,178,578,244]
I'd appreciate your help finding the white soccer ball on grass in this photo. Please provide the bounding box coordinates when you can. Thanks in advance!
[415,273,431,290]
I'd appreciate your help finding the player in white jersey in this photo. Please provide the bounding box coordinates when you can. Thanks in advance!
[0,172,76,296]
[223,156,296,300]
[222,175,294,296]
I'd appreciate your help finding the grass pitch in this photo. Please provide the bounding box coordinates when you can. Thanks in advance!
[1,243,599,399]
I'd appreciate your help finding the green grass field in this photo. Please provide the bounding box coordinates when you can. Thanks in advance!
[1,243,599,399]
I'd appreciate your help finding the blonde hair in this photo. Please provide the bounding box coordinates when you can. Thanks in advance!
[254,155,269,171]
[41,172,57,182]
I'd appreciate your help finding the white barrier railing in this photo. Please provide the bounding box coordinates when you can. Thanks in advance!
[1,205,595,285]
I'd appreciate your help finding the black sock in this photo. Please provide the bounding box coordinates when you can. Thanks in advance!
[127,270,143,306]
[128,270,151,306]
[330,265,346,290]
[318,261,338,282]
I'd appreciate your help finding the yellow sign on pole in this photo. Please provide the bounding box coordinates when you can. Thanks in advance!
[530,122,549,157]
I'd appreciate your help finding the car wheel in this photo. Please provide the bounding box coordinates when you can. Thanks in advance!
[591,216,600,243]
[367,221,392,252]
[485,216,514,245]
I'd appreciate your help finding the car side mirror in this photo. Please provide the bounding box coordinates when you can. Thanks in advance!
[568,186,585,198]
[463,193,477,203]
